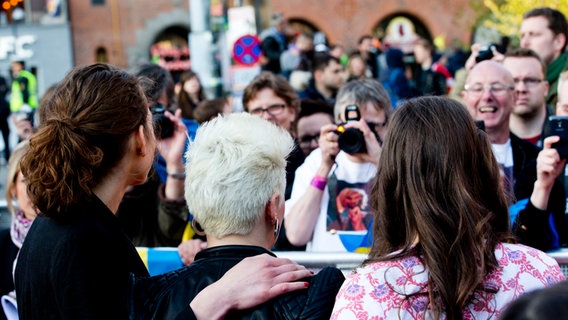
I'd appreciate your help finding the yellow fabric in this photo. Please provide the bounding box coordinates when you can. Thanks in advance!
[136,247,149,269]
[181,222,194,242]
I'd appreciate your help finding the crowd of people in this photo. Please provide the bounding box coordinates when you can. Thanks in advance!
[0,5,567,320]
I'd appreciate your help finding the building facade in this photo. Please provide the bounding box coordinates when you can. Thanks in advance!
[68,0,479,73]
[0,0,73,96]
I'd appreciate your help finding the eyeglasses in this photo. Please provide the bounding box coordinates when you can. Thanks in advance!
[299,133,320,146]
[249,104,287,116]
[464,83,514,98]
[513,78,544,88]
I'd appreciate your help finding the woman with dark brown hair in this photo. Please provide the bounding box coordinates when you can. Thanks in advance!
[177,69,205,120]
[13,64,312,320]
[332,96,564,319]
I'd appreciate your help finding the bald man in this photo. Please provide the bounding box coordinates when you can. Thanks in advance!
[461,60,566,251]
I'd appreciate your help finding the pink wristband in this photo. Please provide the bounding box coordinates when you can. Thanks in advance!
[310,175,327,191]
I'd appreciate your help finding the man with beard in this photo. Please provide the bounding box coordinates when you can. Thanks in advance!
[299,53,344,108]
[503,48,551,148]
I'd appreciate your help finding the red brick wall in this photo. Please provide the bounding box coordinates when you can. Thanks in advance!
[69,0,478,69]
[271,0,477,52]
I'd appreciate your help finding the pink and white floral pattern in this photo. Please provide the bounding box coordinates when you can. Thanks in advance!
[332,243,564,319]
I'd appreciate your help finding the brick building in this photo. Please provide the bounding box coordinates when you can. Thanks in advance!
[68,0,479,72]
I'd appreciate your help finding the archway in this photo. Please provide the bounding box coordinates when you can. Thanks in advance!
[374,13,432,54]
[150,25,190,82]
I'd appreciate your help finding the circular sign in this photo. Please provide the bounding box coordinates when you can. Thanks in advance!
[233,35,262,65]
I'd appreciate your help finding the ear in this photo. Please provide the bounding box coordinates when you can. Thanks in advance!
[264,193,281,223]
[543,80,550,98]
[554,33,566,53]
[134,124,147,157]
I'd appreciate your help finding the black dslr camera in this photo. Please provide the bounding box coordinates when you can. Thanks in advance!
[150,103,174,139]
[475,45,496,63]
[335,105,381,154]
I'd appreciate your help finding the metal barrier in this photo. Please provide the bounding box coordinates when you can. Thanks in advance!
[137,247,568,278]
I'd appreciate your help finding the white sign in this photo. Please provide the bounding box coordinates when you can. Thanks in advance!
[0,35,37,60]
[227,6,256,51]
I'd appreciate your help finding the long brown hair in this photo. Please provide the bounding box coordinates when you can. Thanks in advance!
[20,64,149,217]
[177,69,205,119]
[367,96,513,319]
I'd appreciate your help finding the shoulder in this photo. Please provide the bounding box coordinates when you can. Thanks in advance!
[333,256,426,319]
[493,243,564,286]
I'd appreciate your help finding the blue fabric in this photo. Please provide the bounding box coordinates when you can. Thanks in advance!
[509,198,560,250]
[146,248,183,276]
[155,118,199,183]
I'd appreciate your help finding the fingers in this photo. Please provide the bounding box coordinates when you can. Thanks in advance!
[268,281,310,298]
[543,136,561,149]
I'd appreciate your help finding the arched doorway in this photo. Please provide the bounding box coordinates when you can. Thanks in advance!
[150,25,190,82]
[374,13,432,54]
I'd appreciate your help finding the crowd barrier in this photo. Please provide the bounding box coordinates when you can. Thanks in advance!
[137,247,568,278]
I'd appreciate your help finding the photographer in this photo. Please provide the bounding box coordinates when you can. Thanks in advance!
[285,78,391,252]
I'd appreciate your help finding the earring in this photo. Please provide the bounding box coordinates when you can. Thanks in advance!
[192,220,206,236]
[274,218,279,237]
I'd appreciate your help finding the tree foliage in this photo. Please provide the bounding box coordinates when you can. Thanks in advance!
[482,0,568,37]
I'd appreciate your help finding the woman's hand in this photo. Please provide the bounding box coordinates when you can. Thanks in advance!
[178,239,207,266]
[157,109,188,166]
[190,254,312,319]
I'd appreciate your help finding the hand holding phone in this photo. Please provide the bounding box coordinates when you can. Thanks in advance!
[548,116,568,158]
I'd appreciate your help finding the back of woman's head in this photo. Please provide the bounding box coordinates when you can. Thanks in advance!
[369,96,511,319]
[21,63,149,217]
[185,113,293,238]
[499,281,568,320]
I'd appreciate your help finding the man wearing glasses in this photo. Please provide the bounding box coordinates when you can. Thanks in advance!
[462,60,566,252]
[503,48,551,148]
[285,79,391,252]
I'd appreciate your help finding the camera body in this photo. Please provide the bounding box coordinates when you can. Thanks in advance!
[475,45,496,63]
[335,105,380,155]
[150,103,174,139]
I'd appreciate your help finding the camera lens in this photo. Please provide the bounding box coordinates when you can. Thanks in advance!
[338,128,366,154]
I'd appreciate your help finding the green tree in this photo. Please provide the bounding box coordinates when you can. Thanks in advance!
[483,0,568,38]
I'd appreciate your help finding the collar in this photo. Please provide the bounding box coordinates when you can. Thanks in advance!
[194,245,275,262]
[546,53,567,84]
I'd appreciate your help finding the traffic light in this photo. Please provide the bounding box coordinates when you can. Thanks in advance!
[1,0,24,23]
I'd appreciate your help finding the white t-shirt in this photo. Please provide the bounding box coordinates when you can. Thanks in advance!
[492,140,515,196]
[285,148,377,252]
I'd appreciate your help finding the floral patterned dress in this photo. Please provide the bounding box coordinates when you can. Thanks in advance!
[332,243,565,320]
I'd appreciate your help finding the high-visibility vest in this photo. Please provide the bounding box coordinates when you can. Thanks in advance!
[10,70,38,112]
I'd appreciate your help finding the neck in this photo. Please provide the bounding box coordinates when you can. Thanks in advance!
[315,81,333,99]
[509,106,546,140]
[421,57,432,70]
[207,223,274,250]
[486,127,510,144]
[92,170,129,214]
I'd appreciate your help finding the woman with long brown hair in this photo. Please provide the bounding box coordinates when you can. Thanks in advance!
[332,96,564,319]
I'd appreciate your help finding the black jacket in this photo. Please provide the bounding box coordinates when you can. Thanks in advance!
[132,245,345,320]
[509,133,566,251]
[15,196,150,320]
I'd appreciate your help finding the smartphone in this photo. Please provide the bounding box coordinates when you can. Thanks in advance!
[475,120,485,132]
[549,116,568,158]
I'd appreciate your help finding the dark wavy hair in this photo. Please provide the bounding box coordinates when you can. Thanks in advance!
[177,69,205,119]
[366,96,513,319]
[21,63,149,217]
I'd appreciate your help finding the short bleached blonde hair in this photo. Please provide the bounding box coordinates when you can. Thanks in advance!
[184,112,294,238]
